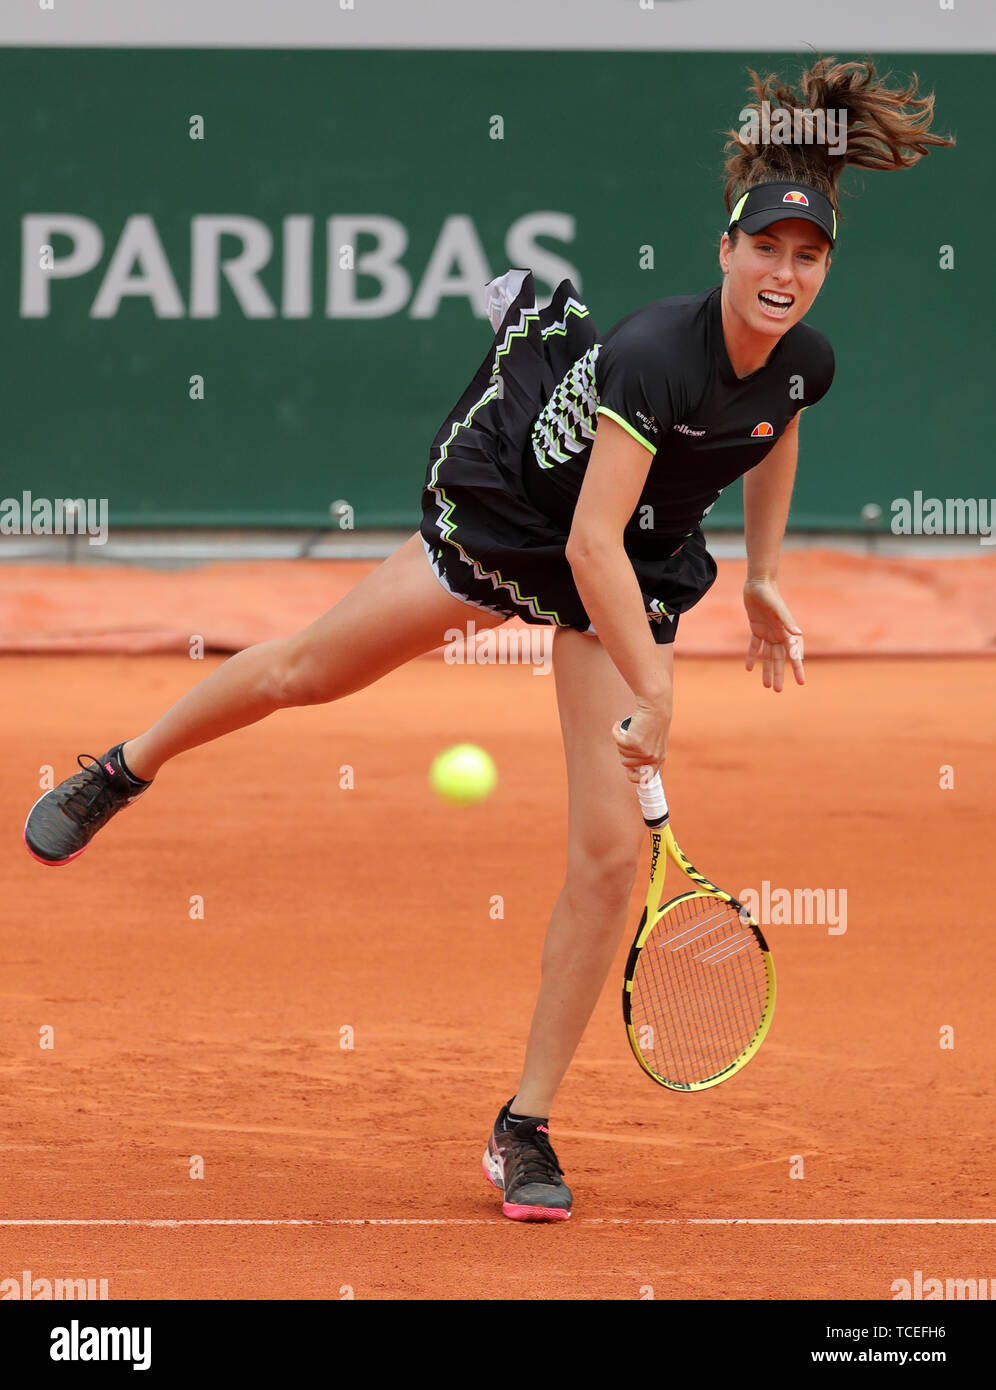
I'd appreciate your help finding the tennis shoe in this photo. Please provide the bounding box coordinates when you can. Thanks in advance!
[482,1102,572,1221]
[24,744,151,866]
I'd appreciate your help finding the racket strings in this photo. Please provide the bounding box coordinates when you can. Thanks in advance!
[631,894,770,1087]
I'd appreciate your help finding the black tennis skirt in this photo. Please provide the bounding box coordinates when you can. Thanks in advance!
[418,268,717,646]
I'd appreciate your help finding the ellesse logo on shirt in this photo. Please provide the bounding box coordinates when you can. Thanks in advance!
[673,423,706,437]
[750,421,774,437]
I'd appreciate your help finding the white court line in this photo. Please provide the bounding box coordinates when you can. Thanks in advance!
[2,1218,995,1228]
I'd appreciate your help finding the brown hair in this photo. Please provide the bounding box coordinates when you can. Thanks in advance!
[723,56,955,225]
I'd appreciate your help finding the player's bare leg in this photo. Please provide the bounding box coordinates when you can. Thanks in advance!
[510,629,673,1117]
[25,535,505,865]
[122,533,504,780]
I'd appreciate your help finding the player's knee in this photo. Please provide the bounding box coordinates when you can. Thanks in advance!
[566,836,642,910]
[264,642,338,709]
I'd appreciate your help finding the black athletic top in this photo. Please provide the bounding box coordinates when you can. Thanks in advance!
[523,284,835,555]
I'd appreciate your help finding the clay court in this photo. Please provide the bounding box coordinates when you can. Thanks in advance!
[2,554,993,1300]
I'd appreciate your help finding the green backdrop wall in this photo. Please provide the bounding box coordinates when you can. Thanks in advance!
[1,49,987,529]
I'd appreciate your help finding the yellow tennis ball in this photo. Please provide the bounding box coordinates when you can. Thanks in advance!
[429,744,497,806]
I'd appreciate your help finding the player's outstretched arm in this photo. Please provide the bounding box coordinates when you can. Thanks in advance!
[742,414,805,692]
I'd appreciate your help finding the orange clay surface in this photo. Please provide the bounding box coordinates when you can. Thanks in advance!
[1,643,994,1300]
[1,549,994,655]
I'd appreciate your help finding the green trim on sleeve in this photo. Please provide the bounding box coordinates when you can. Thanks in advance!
[595,407,657,455]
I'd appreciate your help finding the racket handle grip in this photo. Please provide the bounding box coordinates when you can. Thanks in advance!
[620,717,669,827]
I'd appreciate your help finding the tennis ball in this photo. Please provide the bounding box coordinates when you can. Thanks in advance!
[429,744,497,806]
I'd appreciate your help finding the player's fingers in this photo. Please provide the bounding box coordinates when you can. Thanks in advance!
[745,633,762,672]
[612,719,642,753]
[616,756,655,778]
[615,752,657,784]
[771,643,786,694]
[762,642,773,690]
[612,726,654,777]
[786,631,806,686]
[613,716,668,767]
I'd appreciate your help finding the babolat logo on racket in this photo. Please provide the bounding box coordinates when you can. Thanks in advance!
[649,830,662,880]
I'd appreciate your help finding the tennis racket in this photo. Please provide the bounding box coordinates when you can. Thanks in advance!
[619,718,775,1091]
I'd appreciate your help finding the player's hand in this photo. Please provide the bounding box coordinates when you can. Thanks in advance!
[612,697,671,784]
[743,578,805,692]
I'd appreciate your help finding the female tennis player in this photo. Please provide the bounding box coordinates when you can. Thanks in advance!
[25,59,952,1221]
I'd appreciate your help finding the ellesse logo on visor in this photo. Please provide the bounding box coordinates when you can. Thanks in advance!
[782,191,810,205]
